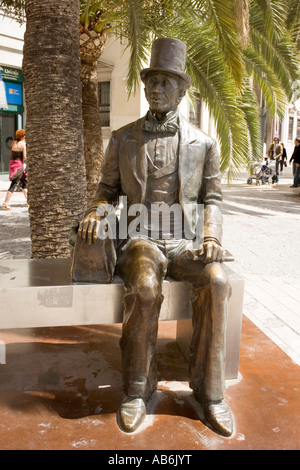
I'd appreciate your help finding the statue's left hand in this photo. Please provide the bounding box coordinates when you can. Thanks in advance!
[193,241,224,264]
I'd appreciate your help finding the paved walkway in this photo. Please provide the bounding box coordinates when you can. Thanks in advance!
[222,167,300,366]
[0,168,300,366]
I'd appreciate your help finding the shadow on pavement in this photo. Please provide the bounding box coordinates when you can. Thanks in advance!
[222,183,300,216]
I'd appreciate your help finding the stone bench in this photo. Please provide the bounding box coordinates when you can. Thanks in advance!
[0,258,244,380]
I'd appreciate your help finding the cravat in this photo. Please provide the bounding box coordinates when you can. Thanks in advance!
[143,120,179,134]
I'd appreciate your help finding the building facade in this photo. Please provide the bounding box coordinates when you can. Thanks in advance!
[0,13,25,173]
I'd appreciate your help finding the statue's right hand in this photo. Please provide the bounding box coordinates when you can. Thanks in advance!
[78,210,103,245]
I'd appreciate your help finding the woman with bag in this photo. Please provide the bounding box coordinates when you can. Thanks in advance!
[2,129,28,210]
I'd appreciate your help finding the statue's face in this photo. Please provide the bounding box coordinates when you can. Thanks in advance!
[144,72,183,115]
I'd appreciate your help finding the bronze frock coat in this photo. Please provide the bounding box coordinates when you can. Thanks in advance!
[89,113,229,402]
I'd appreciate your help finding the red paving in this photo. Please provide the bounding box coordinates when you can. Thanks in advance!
[0,317,299,450]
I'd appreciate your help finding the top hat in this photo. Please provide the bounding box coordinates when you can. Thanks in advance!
[140,38,192,88]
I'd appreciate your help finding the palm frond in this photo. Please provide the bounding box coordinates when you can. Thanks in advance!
[0,0,25,23]
[250,0,287,41]
[123,0,144,93]
[201,0,246,89]
[244,45,288,118]
[250,28,300,100]
[286,0,300,51]
[183,23,251,178]
[238,80,262,160]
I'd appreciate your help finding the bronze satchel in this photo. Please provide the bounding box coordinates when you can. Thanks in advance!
[70,222,116,284]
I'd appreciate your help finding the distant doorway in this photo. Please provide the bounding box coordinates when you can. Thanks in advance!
[0,112,16,173]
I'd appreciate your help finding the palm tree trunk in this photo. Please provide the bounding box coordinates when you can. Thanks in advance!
[80,26,107,203]
[23,0,87,258]
[80,58,104,203]
[234,0,250,49]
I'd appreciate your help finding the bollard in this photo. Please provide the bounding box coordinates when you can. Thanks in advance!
[0,341,6,365]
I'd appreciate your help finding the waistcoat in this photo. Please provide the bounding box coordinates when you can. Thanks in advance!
[143,132,183,239]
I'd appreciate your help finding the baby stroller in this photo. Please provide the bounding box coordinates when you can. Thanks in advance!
[247,159,274,185]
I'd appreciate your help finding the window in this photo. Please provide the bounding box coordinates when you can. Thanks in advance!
[288,116,294,141]
[189,97,202,128]
[297,118,300,137]
[98,81,110,127]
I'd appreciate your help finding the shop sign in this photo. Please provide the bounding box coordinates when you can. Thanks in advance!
[4,82,23,106]
[0,65,24,82]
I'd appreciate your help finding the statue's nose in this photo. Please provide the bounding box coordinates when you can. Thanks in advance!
[152,81,164,93]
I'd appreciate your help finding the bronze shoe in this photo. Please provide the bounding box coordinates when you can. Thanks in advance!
[202,400,233,437]
[117,397,146,433]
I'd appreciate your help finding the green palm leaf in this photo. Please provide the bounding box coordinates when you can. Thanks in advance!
[183,23,250,177]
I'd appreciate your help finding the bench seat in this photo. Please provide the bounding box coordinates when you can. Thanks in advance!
[0,258,244,380]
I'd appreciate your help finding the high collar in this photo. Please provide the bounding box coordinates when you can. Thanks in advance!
[147,108,179,124]
[143,109,179,134]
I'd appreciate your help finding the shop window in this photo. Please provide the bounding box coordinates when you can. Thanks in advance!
[98,81,110,127]
[288,116,294,141]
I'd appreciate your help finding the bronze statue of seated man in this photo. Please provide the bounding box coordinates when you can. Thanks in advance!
[75,38,233,437]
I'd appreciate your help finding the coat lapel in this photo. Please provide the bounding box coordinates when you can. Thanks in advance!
[122,117,148,202]
[178,114,203,202]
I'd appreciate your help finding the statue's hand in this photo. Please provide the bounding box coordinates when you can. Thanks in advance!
[194,241,224,264]
[78,209,104,246]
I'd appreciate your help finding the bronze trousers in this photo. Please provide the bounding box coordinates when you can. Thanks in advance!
[117,237,230,403]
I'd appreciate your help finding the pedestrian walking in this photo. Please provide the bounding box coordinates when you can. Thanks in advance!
[268,137,282,183]
[2,129,28,210]
[289,137,300,188]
